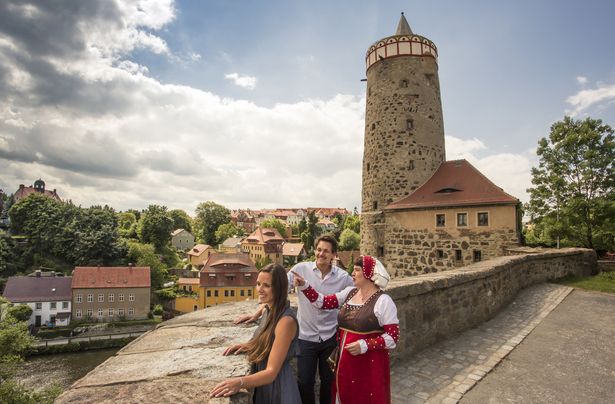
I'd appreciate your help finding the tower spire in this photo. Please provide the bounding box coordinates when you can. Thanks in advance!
[396,12,413,35]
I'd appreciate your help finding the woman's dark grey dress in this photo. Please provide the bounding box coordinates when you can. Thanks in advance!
[251,302,301,404]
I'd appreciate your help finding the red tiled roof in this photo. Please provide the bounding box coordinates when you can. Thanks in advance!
[282,242,305,257]
[177,277,200,285]
[14,186,61,202]
[72,267,150,289]
[200,253,257,287]
[186,244,213,256]
[3,276,72,302]
[245,227,284,244]
[386,160,519,210]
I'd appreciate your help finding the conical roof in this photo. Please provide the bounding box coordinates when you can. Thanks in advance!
[396,12,413,35]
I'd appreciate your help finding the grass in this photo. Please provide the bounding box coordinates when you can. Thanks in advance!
[556,271,615,294]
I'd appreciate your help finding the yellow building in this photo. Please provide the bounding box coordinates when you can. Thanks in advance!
[174,278,200,313]
[186,244,215,267]
[240,227,284,266]
[199,253,258,308]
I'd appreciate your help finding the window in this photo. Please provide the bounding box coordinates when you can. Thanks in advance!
[478,212,489,226]
[371,123,376,130]
[87,294,93,303]
[455,250,463,261]
[230,290,235,297]
[108,294,114,303]
[62,301,69,309]
[473,250,482,262]
[129,294,135,302]
[240,290,245,297]
[400,79,408,88]
[50,302,57,310]
[247,289,252,296]
[406,119,414,130]
[224,290,229,297]
[193,305,198,311]
[98,308,104,318]
[35,302,42,310]
[436,250,444,259]
[98,294,104,303]
[76,309,82,318]
[207,290,211,297]
[436,214,445,227]
[118,308,125,316]
[457,213,468,227]
[367,162,370,172]
[108,308,114,317]
[378,246,385,257]
[214,290,219,297]
[408,160,414,170]
[372,201,378,210]
[76,294,83,303]
[128,307,134,316]
[118,294,124,302]
[86,308,93,317]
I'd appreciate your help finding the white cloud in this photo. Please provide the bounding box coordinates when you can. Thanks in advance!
[225,73,257,90]
[576,76,588,85]
[566,82,615,116]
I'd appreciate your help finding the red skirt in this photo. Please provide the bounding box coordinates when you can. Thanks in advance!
[333,327,391,404]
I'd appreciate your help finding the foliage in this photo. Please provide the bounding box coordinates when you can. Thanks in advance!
[153,304,163,315]
[117,211,138,239]
[155,287,177,300]
[32,337,136,356]
[137,205,174,251]
[169,209,193,233]
[6,305,32,323]
[255,255,272,270]
[259,219,287,238]
[300,210,318,253]
[525,116,615,250]
[556,271,615,294]
[339,229,360,251]
[193,201,231,245]
[126,241,167,290]
[343,214,361,234]
[214,222,245,245]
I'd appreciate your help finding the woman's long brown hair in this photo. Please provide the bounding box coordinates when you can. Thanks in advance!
[245,263,289,364]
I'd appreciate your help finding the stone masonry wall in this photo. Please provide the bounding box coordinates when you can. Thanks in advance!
[57,249,595,403]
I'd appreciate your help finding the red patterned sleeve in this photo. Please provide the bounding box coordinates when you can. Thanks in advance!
[300,286,340,309]
[364,324,400,351]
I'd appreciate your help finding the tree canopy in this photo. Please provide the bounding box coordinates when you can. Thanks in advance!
[214,222,245,245]
[194,201,230,245]
[339,229,360,251]
[169,209,193,233]
[137,205,174,251]
[526,116,615,250]
[259,218,287,239]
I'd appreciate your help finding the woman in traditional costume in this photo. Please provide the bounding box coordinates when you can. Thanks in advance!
[211,263,301,404]
[293,255,399,404]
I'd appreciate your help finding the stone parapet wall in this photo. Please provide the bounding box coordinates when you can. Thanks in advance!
[597,260,615,272]
[56,249,595,403]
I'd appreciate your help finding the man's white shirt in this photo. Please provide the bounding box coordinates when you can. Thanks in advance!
[288,261,354,342]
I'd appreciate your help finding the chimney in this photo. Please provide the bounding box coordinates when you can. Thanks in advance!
[128,263,134,267]
[35,270,41,277]
[19,184,25,189]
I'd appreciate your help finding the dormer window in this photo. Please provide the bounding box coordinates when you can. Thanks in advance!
[435,187,462,194]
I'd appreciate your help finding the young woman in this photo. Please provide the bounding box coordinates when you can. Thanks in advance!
[293,255,399,404]
[210,263,301,403]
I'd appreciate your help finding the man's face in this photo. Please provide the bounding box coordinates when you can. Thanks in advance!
[315,241,334,269]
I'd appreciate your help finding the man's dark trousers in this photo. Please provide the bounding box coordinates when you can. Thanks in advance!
[297,335,337,404]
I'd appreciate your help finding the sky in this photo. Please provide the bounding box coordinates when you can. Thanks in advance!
[1,0,614,215]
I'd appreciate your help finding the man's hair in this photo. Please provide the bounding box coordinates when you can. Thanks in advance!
[314,234,338,254]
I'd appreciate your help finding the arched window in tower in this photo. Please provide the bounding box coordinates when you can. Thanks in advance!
[400,79,408,88]
[406,119,414,130]
[372,201,378,210]
[408,160,415,170]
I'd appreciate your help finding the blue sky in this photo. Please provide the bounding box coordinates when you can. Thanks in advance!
[1,0,614,214]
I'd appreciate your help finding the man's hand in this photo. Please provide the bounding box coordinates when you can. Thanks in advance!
[291,271,306,288]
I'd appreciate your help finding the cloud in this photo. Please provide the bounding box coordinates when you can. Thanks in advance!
[566,81,615,116]
[224,73,257,90]
[576,76,588,85]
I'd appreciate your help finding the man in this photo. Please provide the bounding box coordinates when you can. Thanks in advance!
[288,234,353,404]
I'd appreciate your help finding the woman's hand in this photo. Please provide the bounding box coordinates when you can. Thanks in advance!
[223,344,247,356]
[291,271,306,287]
[344,341,362,356]
[234,305,264,324]
[210,377,243,398]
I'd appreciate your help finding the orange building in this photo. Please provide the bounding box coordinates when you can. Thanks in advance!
[240,227,284,266]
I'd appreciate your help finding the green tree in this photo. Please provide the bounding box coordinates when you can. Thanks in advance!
[215,223,245,245]
[301,211,319,253]
[126,241,167,290]
[526,116,615,250]
[6,305,32,322]
[339,229,360,251]
[169,209,193,233]
[117,211,138,239]
[194,201,230,245]
[343,214,361,234]
[137,205,174,251]
[71,205,126,266]
[260,219,287,238]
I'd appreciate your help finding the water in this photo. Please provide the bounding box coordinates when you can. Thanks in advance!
[15,348,119,392]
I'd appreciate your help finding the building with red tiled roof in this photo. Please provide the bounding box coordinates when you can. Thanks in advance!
[196,253,258,309]
[186,244,215,267]
[241,227,284,266]
[71,266,151,322]
[3,272,72,327]
[13,179,61,203]
[282,242,307,266]
[379,160,521,276]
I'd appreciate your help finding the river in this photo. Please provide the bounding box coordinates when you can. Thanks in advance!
[15,348,119,393]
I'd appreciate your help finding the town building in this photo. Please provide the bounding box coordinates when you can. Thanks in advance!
[2,271,72,327]
[316,218,337,233]
[13,179,62,203]
[199,253,258,308]
[360,14,520,277]
[174,277,201,313]
[186,244,215,267]
[282,242,306,266]
[170,228,195,250]
[219,236,244,254]
[71,266,151,322]
[241,227,284,266]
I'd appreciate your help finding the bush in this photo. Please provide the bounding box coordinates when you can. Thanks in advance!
[7,304,33,322]
[152,304,163,315]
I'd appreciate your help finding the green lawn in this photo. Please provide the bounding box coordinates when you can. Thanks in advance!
[556,271,615,294]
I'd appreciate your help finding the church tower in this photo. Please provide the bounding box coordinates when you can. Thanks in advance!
[361,14,446,258]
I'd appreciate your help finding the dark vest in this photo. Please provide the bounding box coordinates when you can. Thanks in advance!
[337,288,384,333]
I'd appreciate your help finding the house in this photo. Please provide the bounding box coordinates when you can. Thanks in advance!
[199,253,258,308]
[186,244,215,267]
[241,227,284,266]
[71,266,151,322]
[316,219,337,233]
[219,236,243,254]
[13,179,61,203]
[282,242,307,266]
[2,271,72,327]
[174,278,201,313]
[171,228,195,250]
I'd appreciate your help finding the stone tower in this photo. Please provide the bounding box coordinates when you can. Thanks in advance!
[361,13,446,258]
